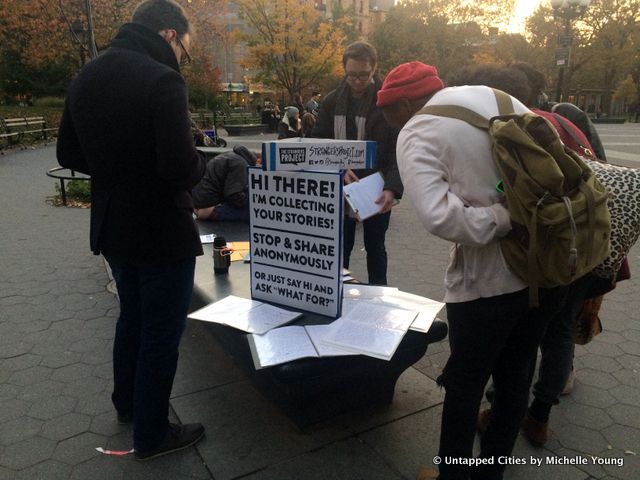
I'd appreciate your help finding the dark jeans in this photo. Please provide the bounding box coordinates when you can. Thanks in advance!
[437,288,563,480]
[533,274,595,405]
[105,255,196,452]
[343,211,391,285]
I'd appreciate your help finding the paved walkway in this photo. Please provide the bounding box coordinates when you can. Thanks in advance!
[0,123,638,479]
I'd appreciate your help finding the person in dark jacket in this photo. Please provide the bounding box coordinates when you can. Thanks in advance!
[192,145,257,222]
[56,0,206,461]
[277,106,302,139]
[311,41,402,285]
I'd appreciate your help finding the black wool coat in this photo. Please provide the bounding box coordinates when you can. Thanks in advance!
[57,23,206,262]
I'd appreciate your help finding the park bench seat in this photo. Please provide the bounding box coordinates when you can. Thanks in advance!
[1,116,57,151]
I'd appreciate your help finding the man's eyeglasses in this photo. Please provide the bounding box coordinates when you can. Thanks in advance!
[345,71,372,82]
[177,37,192,66]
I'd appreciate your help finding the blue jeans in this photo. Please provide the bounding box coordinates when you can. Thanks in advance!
[437,288,563,480]
[105,255,196,452]
[343,211,391,285]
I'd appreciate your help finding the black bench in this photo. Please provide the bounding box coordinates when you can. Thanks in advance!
[190,221,448,429]
[46,167,90,206]
[1,116,57,150]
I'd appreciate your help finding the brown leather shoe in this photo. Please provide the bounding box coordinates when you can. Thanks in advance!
[521,413,549,446]
[416,466,439,480]
[477,408,491,435]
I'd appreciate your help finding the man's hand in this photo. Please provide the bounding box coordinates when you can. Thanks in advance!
[375,189,397,214]
[344,169,359,184]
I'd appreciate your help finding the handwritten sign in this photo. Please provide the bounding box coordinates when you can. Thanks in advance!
[249,168,343,317]
[262,138,376,171]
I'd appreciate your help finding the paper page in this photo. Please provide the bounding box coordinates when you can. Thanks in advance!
[343,172,384,221]
[188,295,261,324]
[371,291,445,333]
[200,234,216,244]
[343,285,399,299]
[226,241,250,262]
[247,326,319,369]
[322,301,418,360]
[223,303,302,334]
[304,324,358,357]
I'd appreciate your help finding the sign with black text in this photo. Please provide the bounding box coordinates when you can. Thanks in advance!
[249,168,343,318]
[262,138,376,171]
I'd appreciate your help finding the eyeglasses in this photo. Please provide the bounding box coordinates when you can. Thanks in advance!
[345,71,372,82]
[176,37,192,66]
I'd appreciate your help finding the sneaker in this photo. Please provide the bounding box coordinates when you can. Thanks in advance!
[416,466,439,480]
[521,413,549,447]
[561,367,576,396]
[116,412,132,425]
[477,408,491,435]
[135,423,205,461]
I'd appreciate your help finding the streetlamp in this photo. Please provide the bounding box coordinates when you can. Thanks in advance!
[550,0,592,102]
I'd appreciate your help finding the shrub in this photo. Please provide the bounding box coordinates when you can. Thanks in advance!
[34,97,65,108]
[55,179,91,203]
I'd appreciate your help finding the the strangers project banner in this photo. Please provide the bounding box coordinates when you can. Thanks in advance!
[249,168,343,317]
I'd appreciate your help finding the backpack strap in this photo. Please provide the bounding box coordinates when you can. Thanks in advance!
[493,89,515,116]
[551,113,596,160]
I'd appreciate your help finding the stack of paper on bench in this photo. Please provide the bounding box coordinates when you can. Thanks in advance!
[248,324,357,369]
[343,285,444,333]
[321,301,419,361]
[188,295,301,334]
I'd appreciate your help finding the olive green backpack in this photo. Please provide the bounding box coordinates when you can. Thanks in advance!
[417,89,611,306]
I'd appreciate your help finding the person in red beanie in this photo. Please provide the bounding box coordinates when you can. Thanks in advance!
[377,62,564,480]
[310,41,402,286]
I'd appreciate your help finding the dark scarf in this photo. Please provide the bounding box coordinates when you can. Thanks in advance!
[333,79,378,140]
[110,23,180,73]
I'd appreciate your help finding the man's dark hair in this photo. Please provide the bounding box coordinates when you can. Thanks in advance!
[510,62,546,107]
[312,91,320,96]
[342,41,378,67]
[446,64,531,106]
[132,0,190,37]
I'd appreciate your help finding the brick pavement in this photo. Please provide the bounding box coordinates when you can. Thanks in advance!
[0,123,638,479]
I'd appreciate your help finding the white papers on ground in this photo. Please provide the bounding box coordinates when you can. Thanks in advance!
[343,172,385,221]
[321,301,419,361]
[248,324,357,369]
[188,295,301,334]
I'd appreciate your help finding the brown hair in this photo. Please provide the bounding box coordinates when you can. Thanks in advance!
[132,0,190,38]
[342,41,378,68]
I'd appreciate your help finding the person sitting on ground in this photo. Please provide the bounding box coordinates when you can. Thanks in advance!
[192,145,257,222]
[277,106,302,139]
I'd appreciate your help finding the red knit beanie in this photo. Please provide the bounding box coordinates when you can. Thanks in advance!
[377,61,444,107]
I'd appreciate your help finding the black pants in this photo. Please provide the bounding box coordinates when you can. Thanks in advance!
[437,287,563,480]
[343,211,391,285]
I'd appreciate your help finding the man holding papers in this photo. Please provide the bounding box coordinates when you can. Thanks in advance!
[311,41,402,285]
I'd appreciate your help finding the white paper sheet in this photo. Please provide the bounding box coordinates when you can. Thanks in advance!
[248,326,318,369]
[188,295,301,334]
[370,291,445,333]
[322,301,418,360]
[343,285,399,299]
[343,172,385,221]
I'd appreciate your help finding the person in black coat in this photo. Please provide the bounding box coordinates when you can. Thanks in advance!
[56,0,206,461]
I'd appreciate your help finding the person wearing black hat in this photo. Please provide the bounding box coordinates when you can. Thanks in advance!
[192,145,258,222]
